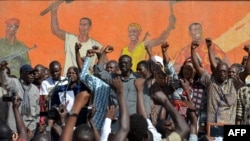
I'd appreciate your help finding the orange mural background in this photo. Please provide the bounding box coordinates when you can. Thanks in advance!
[1,0,250,71]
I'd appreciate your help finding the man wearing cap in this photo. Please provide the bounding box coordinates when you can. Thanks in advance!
[0,61,40,133]
[50,2,103,76]
[0,18,31,78]
[121,13,176,72]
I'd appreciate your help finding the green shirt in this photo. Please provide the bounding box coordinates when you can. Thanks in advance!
[0,37,30,77]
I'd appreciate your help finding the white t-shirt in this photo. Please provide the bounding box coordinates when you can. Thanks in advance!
[64,33,102,76]
[40,77,68,95]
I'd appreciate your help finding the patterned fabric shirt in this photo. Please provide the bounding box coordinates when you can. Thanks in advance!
[80,57,111,129]
[236,85,250,124]
[201,72,237,124]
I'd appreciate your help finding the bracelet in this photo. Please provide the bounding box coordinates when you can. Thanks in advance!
[68,111,79,117]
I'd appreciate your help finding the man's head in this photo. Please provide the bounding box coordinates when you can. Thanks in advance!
[5,18,20,37]
[73,124,94,141]
[118,55,132,74]
[44,67,51,80]
[34,64,45,80]
[189,22,202,41]
[229,63,243,79]
[155,119,175,138]
[216,61,229,83]
[20,64,35,84]
[79,17,92,36]
[128,23,141,41]
[0,121,13,141]
[105,60,119,73]
[49,61,62,81]
[136,60,150,78]
[127,114,148,141]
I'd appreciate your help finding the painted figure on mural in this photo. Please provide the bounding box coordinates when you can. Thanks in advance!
[121,14,176,72]
[173,22,230,73]
[0,18,31,78]
[50,1,103,76]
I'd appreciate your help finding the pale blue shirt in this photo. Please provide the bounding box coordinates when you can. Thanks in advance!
[80,57,110,129]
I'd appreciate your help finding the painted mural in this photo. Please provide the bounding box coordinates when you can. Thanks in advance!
[0,0,250,76]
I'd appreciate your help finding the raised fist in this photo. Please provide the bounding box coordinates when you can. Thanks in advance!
[86,49,95,57]
[161,42,169,52]
[243,44,250,53]
[75,42,82,51]
[104,45,114,54]
[191,40,199,49]
[205,38,212,48]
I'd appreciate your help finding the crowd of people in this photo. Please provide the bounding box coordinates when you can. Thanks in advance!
[1,1,250,141]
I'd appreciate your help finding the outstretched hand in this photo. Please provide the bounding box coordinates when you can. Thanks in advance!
[161,42,169,52]
[205,38,213,48]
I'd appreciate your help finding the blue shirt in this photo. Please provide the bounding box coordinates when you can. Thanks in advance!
[80,57,111,129]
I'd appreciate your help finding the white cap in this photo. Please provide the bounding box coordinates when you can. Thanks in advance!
[151,55,164,67]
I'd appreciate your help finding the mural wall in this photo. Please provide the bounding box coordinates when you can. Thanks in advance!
[1,0,250,75]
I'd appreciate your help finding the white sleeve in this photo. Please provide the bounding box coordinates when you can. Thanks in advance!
[100,118,112,141]
[39,81,48,95]
[147,119,162,141]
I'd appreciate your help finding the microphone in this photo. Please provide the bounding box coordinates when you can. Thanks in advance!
[63,77,72,105]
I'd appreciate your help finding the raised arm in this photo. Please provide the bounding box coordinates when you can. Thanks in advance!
[144,14,176,48]
[206,38,217,74]
[109,77,129,141]
[180,79,197,136]
[239,45,250,82]
[134,78,148,118]
[12,96,28,140]
[60,91,90,141]
[51,1,66,40]
[75,42,83,71]
[87,106,100,141]
[151,91,189,140]
[95,45,114,65]
[191,41,205,77]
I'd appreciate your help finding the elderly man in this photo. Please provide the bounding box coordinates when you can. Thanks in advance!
[0,18,31,78]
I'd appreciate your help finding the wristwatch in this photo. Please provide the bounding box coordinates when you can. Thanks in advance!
[68,111,78,117]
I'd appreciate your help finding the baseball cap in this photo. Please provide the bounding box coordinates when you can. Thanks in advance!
[20,64,34,73]
[5,18,20,26]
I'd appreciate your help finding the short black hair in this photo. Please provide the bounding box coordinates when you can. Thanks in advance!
[49,60,61,70]
[73,124,94,141]
[80,17,92,26]
[127,114,148,141]
[189,22,202,31]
